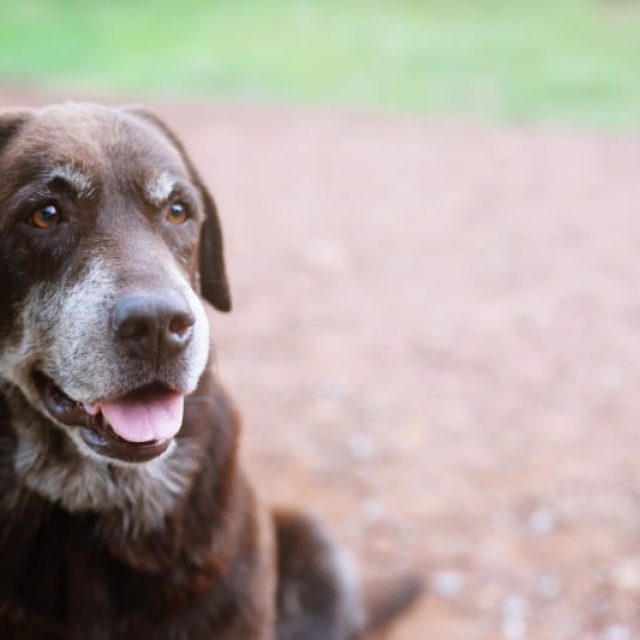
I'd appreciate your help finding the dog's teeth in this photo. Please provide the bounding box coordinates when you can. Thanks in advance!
[81,427,106,447]
[83,402,100,415]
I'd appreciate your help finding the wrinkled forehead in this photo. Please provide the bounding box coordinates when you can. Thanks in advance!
[0,104,190,202]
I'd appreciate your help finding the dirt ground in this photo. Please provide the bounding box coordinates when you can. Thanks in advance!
[4,87,640,639]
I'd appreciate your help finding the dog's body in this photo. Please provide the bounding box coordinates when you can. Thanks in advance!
[0,104,419,639]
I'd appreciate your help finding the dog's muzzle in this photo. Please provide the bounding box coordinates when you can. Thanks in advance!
[32,289,202,463]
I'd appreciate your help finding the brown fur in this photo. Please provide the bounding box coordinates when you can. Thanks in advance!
[0,104,421,639]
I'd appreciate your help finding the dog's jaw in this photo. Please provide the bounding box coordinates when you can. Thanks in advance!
[2,383,202,535]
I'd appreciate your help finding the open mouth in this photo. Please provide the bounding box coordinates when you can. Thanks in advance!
[33,372,185,463]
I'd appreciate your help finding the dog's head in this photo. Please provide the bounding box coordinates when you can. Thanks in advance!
[0,103,230,465]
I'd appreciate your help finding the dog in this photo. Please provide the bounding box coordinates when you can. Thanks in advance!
[0,103,421,639]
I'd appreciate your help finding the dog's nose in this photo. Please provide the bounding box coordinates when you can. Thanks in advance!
[112,291,195,364]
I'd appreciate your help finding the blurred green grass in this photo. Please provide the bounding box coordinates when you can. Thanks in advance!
[0,0,639,127]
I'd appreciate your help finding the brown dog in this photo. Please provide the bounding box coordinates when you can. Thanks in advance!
[0,104,420,639]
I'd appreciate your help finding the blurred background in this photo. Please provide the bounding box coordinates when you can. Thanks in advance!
[2,1,640,638]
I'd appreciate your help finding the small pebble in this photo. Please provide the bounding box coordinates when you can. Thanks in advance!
[604,626,631,640]
[502,595,528,618]
[347,433,376,461]
[611,558,640,593]
[536,574,561,599]
[501,596,528,640]
[527,507,556,535]
[360,499,385,524]
[502,617,526,640]
[432,570,464,599]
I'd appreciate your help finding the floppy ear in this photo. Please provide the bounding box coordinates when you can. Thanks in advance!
[121,107,232,312]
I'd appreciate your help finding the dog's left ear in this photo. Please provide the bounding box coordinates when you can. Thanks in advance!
[122,107,232,312]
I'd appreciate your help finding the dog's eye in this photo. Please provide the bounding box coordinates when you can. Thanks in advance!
[29,204,61,230]
[167,202,188,225]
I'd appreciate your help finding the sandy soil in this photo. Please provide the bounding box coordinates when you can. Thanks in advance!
[3,87,640,639]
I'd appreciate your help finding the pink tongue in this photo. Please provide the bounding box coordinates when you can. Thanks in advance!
[100,390,185,443]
